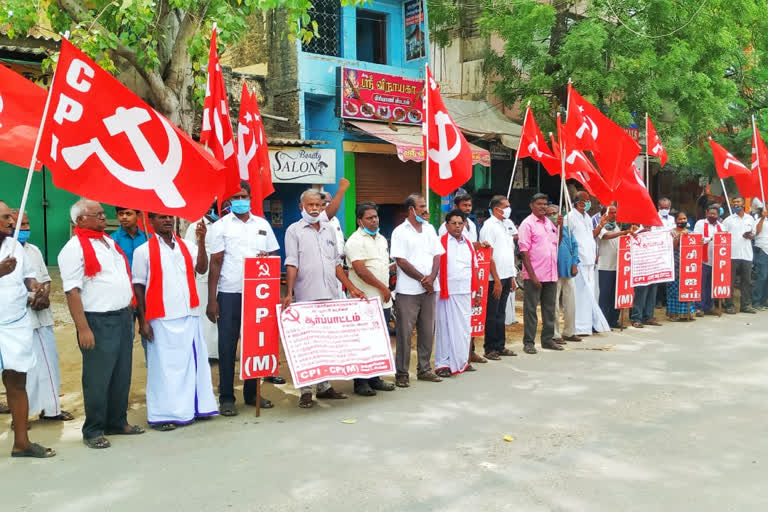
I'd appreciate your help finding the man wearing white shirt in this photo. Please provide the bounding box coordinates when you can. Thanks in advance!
[184,204,219,359]
[722,196,757,314]
[207,182,280,416]
[0,201,55,458]
[438,192,478,244]
[567,191,610,335]
[12,211,73,422]
[59,199,145,449]
[479,195,519,359]
[652,198,675,310]
[752,206,768,309]
[694,204,724,314]
[133,213,218,431]
[391,194,445,387]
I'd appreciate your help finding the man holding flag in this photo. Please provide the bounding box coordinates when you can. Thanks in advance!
[722,196,757,314]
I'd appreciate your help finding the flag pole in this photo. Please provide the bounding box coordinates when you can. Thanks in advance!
[753,114,766,204]
[506,101,530,198]
[645,113,650,187]
[720,178,733,216]
[557,113,566,212]
[424,62,430,211]
[14,67,57,240]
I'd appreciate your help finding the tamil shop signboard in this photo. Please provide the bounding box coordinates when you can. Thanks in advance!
[338,66,424,126]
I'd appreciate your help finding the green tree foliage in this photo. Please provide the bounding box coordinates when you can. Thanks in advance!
[0,0,366,132]
[477,0,768,175]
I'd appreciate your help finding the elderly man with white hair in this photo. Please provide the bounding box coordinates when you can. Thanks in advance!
[58,198,145,449]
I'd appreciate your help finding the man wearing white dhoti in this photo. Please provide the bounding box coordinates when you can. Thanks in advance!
[184,204,219,359]
[0,201,55,458]
[11,211,73,422]
[566,191,609,335]
[435,210,479,377]
[133,213,217,431]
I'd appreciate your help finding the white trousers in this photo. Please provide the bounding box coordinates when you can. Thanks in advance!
[554,278,576,339]
[26,326,61,417]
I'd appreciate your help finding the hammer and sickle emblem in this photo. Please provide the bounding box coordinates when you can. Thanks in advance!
[575,107,598,141]
[527,135,544,158]
[723,152,746,171]
[428,111,461,179]
[60,106,185,207]
[282,308,300,323]
[237,116,257,180]
[257,262,270,277]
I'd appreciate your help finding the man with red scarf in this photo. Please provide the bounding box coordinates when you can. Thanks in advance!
[434,209,480,377]
[58,199,145,449]
[132,213,218,431]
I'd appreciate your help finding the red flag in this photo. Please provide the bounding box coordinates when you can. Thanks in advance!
[200,27,241,202]
[38,39,225,221]
[708,138,750,178]
[236,83,264,216]
[735,124,768,200]
[614,164,662,226]
[565,83,641,190]
[646,116,668,168]
[249,88,274,200]
[517,106,559,174]
[423,65,472,196]
[0,63,46,170]
[551,123,612,205]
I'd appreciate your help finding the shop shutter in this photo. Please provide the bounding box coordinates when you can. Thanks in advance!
[355,153,423,204]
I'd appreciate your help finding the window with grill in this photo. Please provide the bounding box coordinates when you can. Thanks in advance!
[302,0,341,57]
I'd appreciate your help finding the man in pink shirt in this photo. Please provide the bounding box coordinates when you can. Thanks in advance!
[518,193,562,354]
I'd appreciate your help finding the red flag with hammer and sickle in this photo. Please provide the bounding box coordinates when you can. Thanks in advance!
[646,116,668,168]
[708,137,751,179]
[423,65,472,197]
[237,83,264,216]
[200,27,241,203]
[38,39,225,221]
[0,63,46,170]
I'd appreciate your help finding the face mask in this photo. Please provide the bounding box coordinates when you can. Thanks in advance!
[733,206,743,214]
[362,226,379,236]
[230,199,250,214]
[605,221,617,230]
[547,215,558,224]
[584,201,592,211]
[410,207,425,224]
[208,210,220,222]
[719,207,724,217]
[659,208,670,217]
[677,222,687,228]
[502,206,511,219]
[17,230,30,244]
[301,209,321,224]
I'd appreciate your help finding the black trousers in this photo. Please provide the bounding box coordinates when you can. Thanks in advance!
[216,292,258,404]
[523,280,557,346]
[598,270,620,327]
[354,307,390,389]
[81,308,133,440]
[484,278,512,353]
[725,259,753,311]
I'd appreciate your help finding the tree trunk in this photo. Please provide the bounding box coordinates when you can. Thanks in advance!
[545,1,572,107]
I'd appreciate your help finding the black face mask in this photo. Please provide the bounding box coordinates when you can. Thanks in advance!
[677,222,687,228]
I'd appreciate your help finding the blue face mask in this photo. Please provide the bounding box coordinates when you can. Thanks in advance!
[719,207,724,217]
[411,207,425,224]
[733,206,743,214]
[16,230,30,244]
[584,201,592,211]
[230,199,250,214]
[362,226,380,236]
[208,210,220,222]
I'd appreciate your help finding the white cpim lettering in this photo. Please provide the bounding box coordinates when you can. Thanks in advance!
[255,307,269,323]
[52,94,84,125]
[255,283,269,299]
[65,59,95,93]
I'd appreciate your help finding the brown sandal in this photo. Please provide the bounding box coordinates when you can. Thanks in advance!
[316,388,348,400]
[499,348,518,357]
[298,393,314,408]
[484,351,501,361]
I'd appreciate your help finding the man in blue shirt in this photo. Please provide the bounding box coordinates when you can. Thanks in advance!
[550,205,582,343]
[111,207,149,267]
[111,206,150,357]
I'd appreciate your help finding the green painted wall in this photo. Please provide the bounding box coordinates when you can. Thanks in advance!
[0,161,114,264]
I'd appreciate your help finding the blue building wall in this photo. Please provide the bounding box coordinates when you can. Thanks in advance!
[290,0,429,234]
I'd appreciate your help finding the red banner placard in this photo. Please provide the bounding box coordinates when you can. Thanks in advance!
[712,232,732,299]
[615,235,634,309]
[679,233,703,302]
[240,257,281,380]
[471,247,492,336]
[340,66,424,125]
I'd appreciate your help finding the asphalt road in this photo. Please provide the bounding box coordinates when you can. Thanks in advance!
[2,313,768,511]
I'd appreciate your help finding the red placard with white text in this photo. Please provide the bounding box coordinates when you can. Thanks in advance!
[471,247,492,336]
[712,233,732,299]
[615,235,634,309]
[240,257,281,380]
[678,233,703,302]
[277,298,395,388]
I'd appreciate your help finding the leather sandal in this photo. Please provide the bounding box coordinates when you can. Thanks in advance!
[316,387,348,399]
[483,351,501,361]
[499,348,517,357]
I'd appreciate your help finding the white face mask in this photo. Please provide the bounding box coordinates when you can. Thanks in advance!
[659,208,670,217]
[301,209,321,224]
[502,206,511,219]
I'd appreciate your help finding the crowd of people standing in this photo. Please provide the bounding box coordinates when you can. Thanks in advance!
[1,180,766,458]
